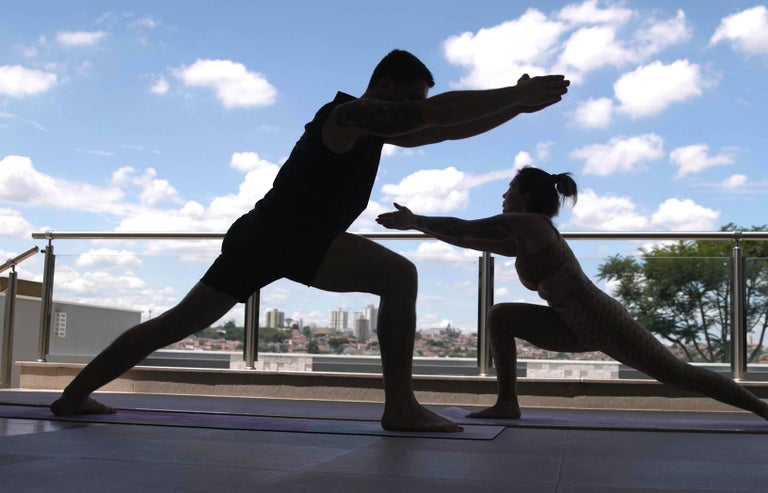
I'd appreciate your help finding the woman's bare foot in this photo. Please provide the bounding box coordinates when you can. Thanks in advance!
[381,401,463,432]
[466,401,521,419]
[50,396,117,416]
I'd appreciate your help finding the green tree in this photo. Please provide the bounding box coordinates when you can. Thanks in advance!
[328,337,349,353]
[307,340,321,354]
[597,224,768,362]
[261,327,290,344]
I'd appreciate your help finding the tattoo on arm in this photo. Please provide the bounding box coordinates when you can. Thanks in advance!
[415,216,512,241]
[335,100,424,136]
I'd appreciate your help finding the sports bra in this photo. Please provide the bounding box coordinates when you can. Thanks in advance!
[514,218,590,305]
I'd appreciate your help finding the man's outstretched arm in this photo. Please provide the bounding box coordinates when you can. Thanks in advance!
[388,74,559,148]
[323,74,569,153]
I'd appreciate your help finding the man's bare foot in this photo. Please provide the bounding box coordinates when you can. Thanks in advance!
[466,401,521,419]
[381,402,463,432]
[50,396,117,416]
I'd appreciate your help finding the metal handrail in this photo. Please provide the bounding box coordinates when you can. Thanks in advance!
[2,246,40,388]
[1,246,40,274]
[29,229,767,379]
[31,230,768,241]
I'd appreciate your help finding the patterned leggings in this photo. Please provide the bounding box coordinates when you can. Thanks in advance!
[488,285,768,418]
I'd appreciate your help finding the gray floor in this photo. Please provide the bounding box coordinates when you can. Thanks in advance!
[2,391,768,492]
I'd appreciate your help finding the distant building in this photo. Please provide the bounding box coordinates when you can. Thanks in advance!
[363,304,378,334]
[1,278,141,387]
[330,308,348,332]
[266,308,285,329]
[353,312,370,342]
[285,317,303,330]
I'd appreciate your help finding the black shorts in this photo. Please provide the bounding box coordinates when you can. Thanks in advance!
[200,209,338,302]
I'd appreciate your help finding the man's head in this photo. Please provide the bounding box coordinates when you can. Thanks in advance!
[366,49,434,101]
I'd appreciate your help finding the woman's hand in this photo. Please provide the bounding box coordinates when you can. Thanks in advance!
[376,203,417,230]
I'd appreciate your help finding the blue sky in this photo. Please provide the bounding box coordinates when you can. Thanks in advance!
[1,1,767,332]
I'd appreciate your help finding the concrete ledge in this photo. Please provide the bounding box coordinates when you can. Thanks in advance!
[16,361,768,413]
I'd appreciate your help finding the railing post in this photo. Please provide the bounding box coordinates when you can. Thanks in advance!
[37,237,56,362]
[731,234,747,380]
[244,291,260,369]
[2,268,18,388]
[477,252,494,376]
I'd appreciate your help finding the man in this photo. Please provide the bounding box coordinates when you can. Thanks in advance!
[51,49,569,432]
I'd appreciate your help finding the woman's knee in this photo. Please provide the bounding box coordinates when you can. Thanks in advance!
[488,304,524,329]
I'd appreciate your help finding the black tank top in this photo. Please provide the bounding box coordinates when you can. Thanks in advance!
[255,92,384,235]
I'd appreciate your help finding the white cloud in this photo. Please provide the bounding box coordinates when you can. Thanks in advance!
[229,151,278,173]
[58,268,145,293]
[111,167,180,206]
[669,144,736,177]
[381,166,517,213]
[633,10,691,59]
[710,6,768,57]
[56,31,107,47]
[536,141,554,161]
[571,133,664,176]
[0,208,34,238]
[557,0,634,26]
[723,174,747,189]
[556,26,631,81]
[0,65,57,97]
[381,144,423,158]
[651,198,720,231]
[54,265,177,314]
[573,97,614,128]
[117,152,280,233]
[443,8,565,88]
[382,167,469,212]
[351,200,389,232]
[568,189,720,231]
[513,151,533,169]
[399,241,479,260]
[131,17,159,30]
[444,3,692,87]
[150,76,169,95]
[381,144,398,157]
[495,287,511,297]
[614,60,707,118]
[569,189,649,230]
[75,248,142,270]
[0,111,46,131]
[175,59,277,108]
[0,155,124,212]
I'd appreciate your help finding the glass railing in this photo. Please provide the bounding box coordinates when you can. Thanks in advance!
[20,230,768,380]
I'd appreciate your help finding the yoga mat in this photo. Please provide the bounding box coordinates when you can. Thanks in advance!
[0,404,503,440]
[442,407,768,435]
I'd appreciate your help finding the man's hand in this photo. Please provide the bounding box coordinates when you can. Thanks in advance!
[376,203,417,230]
[514,74,570,110]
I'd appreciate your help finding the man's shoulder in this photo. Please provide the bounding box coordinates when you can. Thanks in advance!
[334,91,356,103]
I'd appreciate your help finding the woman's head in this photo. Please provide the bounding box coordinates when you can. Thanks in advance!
[504,166,578,217]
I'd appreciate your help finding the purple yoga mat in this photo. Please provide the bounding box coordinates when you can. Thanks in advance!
[441,407,768,434]
[0,404,503,440]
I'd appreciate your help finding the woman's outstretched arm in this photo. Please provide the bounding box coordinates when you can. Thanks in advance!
[376,203,547,257]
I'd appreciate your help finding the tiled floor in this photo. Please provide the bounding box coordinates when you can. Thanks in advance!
[2,391,768,492]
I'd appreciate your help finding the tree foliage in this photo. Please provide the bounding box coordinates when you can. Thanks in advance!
[597,224,768,362]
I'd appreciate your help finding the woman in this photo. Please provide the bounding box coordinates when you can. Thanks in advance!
[376,166,768,420]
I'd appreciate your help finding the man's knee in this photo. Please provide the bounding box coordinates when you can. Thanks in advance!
[383,256,418,297]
